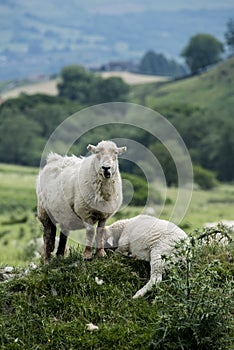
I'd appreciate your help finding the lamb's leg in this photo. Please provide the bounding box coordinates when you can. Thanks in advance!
[96,220,107,257]
[56,230,68,256]
[84,225,95,259]
[133,249,163,299]
[41,214,56,263]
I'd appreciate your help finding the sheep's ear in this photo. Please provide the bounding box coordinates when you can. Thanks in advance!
[87,144,98,153]
[117,146,127,155]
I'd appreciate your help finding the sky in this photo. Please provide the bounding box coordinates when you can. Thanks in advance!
[82,0,234,14]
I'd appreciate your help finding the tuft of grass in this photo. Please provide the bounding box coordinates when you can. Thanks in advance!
[0,227,233,349]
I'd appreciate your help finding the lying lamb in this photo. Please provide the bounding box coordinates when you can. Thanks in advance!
[36,140,126,262]
[104,215,188,298]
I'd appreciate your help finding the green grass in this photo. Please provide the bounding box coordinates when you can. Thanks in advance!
[130,57,234,119]
[0,236,233,349]
[0,163,233,348]
[159,184,234,231]
[0,164,39,265]
[0,163,37,211]
[0,163,234,265]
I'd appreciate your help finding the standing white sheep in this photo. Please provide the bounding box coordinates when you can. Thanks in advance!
[36,140,126,262]
[104,215,188,298]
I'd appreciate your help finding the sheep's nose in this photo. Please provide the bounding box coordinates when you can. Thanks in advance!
[102,166,111,178]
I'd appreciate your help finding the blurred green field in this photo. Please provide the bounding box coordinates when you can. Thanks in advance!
[0,163,233,266]
[130,57,234,117]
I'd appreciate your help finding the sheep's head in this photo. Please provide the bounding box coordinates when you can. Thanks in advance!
[87,140,127,179]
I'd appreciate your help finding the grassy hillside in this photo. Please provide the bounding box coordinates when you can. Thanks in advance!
[130,57,234,182]
[0,233,233,349]
[0,72,168,101]
[130,57,234,118]
[0,165,233,348]
[0,164,39,265]
[0,163,234,266]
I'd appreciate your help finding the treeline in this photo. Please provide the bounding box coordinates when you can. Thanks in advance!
[138,51,187,77]
[0,63,233,188]
[151,103,233,184]
[58,65,129,104]
[0,94,82,166]
[0,66,129,166]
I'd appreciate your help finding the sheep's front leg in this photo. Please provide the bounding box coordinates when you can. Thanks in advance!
[56,230,68,257]
[96,220,107,257]
[133,249,163,299]
[42,216,56,263]
[84,225,95,259]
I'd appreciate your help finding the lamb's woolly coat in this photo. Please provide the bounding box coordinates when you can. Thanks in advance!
[105,215,188,298]
[36,140,126,261]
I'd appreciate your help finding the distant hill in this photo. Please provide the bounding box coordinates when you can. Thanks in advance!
[0,72,168,101]
[130,57,234,181]
[130,57,234,119]
[0,0,232,80]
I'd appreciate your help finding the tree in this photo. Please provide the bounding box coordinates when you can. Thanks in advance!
[58,65,93,103]
[225,18,234,54]
[121,173,161,206]
[181,34,224,73]
[139,50,186,77]
[91,77,129,104]
[193,165,218,190]
[0,112,42,165]
[149,142,177,186]
[58,65,129,104]
[215,122,234,181]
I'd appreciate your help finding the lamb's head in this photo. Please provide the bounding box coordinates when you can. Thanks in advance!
[87,140,127,179]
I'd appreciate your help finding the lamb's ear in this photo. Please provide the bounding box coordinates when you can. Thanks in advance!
[117,146,127,155]
[87,144,98,153]
[107,236,114,248]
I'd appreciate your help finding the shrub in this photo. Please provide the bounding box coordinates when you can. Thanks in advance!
[149,228,234,349]
[121,172,162,206]
[193,164,218,190]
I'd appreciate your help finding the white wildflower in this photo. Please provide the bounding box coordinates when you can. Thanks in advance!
[86,323,99,331]
[95,276,104,285]
[29,262,37,270]
[3,266,14,273]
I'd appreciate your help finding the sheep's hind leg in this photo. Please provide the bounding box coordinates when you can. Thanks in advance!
[42,215,56,263]
[96,220,107,257]
[56,230,68,257]
[133,249,163,299]
[84,225,95,260]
